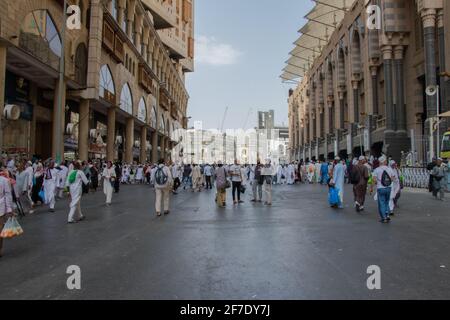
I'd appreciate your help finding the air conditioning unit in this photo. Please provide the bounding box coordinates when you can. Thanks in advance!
[66,123,75,135]
[89,129,97,139]
[3,104,21,120]
[115,135,123,145]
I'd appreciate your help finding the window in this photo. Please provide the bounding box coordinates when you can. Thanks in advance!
[120,83,133,114]
[20,10,62,67]
[111,0,118,20]
[138,97,147,122]
[99,64,115,98]
[151,104,157,128]
[160,114,165,133]
[74,43,87,86]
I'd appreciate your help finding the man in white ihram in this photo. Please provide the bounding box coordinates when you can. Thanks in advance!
[152,159,173,217]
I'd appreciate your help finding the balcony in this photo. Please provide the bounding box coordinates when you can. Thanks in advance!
[159,87,171,111]
[181,57,194,73]
[141,0,177,29]
[112,34,124,63]
[158,29,188,59]
[138,64,153,94]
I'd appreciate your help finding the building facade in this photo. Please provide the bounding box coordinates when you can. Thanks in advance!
[0,0,194,163]
[286,0,450,164]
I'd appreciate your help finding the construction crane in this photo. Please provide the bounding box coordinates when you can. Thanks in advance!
[242,108,253,130]
[219,106,229,132]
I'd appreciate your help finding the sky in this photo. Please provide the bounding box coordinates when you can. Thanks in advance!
[185,0,313,130]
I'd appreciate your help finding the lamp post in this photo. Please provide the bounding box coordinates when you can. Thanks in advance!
[426,85,440,159]
[55,0,67,163]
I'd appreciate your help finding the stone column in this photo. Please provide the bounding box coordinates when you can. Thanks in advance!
[338,90,345,130]
[394,45,406,133]
[125,117,134,163]
[117,0,126,29]
[52,79,66,160]
[29,84,38,157]
[151,131,158,163]
[0,45,7,154]
[422,9,438,118]
[78,99,90,161]
[327,98,334,133]
[370,65,379,115]
[382,45,395,132]
[352,80,359,124]
[160,135,165,161]
[107,107,116,161]
[140,126,147,163]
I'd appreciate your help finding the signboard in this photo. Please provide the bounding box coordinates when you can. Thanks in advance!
[88,143,106,155]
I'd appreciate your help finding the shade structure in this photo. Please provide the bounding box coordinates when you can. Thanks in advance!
[281,0,356,82]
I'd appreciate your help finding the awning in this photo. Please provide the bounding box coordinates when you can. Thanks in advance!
[440,111,450,117]
[281,0,356,82]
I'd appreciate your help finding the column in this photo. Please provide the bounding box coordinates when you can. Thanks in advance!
[160,136,165,161]
[394,46,406,133]
[422,9,438,118]
[107,107,116,161]
[382,45,395,132]
[352,80,359,124]
[0,45,7,154]
[338,90,345,130]
[370,65,379,115]
[151,131,158,163]
[52,79,66,160]
[117,0,125,29]
[125,117,134,163]
[78,99,90,161]
[140,127,147,163]
[29,84,38,157]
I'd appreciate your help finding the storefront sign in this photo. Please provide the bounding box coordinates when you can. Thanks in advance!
[64,136,78,150]
[89,143,106,155]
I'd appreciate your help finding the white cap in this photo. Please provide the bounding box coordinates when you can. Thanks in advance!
[335,156,340,161]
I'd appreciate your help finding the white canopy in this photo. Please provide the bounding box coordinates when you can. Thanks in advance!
[281,0,356,82]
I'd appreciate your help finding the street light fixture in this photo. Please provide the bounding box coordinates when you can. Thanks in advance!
[426,85,440,159]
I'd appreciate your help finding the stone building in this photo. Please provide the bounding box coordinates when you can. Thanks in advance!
[0,0,194,163]
[284,0,449,164]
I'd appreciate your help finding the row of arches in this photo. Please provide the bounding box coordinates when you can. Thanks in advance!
[99,64,179,135]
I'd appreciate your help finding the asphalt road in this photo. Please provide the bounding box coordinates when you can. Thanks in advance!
[0,182,449,300]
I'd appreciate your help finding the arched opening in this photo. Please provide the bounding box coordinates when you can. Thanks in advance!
[120,83,133,114]
[99,65,115,103]
[74,43,87,86]
[20,10,62,70]
[151,104,157,129]
[138,97,147,122]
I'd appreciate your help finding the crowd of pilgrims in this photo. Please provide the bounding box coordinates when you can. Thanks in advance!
[0,152,448,257]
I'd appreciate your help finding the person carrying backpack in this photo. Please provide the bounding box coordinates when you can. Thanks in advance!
[351,156,370,212]
[372,155,396,223]
[152,159,173,217]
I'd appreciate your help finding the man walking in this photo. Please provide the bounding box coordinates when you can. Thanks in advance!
[373,156,396,223]
[351,156,370,212]
[431,158,448,201]
[230,159,243,204]
[251,160,263,202]
[204,163,213,189]
[152,159,173,216]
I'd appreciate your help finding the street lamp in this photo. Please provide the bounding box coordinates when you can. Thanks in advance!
[426,85,440,159]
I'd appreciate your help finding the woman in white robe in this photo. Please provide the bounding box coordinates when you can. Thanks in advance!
[66,161,89,223]
[103,161,116,205]
[43,161,58,212]
[136,165,144,184]
[389,161,401,214]
[286,164,295,185]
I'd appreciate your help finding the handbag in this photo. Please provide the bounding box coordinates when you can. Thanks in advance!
[38,188,45,203]
[240,185,246,194]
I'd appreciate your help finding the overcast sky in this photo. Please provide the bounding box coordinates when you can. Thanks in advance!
[185,0,313,130]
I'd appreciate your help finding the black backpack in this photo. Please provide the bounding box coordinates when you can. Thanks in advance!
[381,170,392,187]
[350,167,361,185]
[155,167,168,186]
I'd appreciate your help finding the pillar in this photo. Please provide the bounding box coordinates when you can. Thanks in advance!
[52,79,66,160]
[370,65,379,115]
[338,90,345,130]
[352,80,359,124]
[125,117,134,163]
[422,9,438,118]
[151,131,158,163]
[0,45,7,154]
[382,45,395,132]
[140,127,147,163]
[29,84,38,158]
[107,107,116,161]
[160,135,165,161]
[117,0,125,29]
[394,46,406,133]
[78,99,90,161]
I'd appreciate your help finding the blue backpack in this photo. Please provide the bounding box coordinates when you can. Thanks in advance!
[328,187,341,207]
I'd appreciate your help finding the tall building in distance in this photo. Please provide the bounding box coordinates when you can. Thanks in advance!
[258,110,275,130]
[0,0,195,163]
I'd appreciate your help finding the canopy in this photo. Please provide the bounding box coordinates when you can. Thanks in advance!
[440,111,450,117]
[281,0,356,82]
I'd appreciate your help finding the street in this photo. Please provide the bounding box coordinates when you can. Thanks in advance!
[0,183,449,300]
